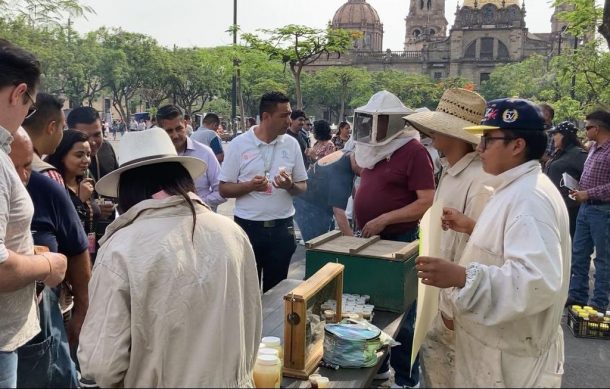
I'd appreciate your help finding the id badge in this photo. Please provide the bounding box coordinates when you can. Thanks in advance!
[264,172,273,195]
[87,232,97,254]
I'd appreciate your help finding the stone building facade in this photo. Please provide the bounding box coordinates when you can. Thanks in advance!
[314,0,569,87]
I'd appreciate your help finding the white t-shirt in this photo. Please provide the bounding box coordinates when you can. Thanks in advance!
[220,128,307,221]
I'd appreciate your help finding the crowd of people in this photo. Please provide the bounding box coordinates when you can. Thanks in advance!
[1,37,609,389]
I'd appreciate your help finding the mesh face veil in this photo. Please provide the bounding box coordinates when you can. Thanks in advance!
[353,91,415,145]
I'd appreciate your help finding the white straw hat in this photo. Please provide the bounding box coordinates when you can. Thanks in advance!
[404,88,486,145]
[95,127,207,198]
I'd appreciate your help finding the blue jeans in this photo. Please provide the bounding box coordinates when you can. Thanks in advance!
[17,288,78,388]
[568,203,610,310]
[0,351,18,388]
[293,197,335,242]
[379,227,420,387]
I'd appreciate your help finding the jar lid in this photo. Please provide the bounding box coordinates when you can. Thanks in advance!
[258,348,279,356]
[261,336,281,347]
[257,354,279,366]
[317,377,330,384]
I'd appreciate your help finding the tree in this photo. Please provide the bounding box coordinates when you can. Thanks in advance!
[601,0,610,48]
[0,0,93,25]
[554,0,606,45]
[303,66,373,122]
[168,47,231,116]
[242,25,357,109]
[371,70,470,109]
[96,28,168,122]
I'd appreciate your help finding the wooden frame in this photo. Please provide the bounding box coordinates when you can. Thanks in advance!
[283,263,344,379]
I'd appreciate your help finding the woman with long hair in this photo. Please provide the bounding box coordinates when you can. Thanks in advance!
[46,130,96,256]
[544,121,588,237]
[77,128,261,388]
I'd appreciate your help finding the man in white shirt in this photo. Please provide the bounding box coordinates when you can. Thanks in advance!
[156,105,225,211]
[416,98,570,387]
[219,91,307,292]
[0,39,67,388]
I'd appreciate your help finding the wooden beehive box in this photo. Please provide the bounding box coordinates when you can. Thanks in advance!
[305,231,419,313]
[283,262,344,379]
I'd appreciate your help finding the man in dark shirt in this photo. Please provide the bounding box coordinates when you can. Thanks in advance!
[352,91,435,388]
[286,109,311,168]
[9,130,90,387]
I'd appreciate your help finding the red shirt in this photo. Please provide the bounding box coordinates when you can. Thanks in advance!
[354,141,435,235]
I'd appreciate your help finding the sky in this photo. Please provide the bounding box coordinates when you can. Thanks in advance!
[72,0,565,51]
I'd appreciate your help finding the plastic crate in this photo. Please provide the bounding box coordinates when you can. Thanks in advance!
[567,310,610,340]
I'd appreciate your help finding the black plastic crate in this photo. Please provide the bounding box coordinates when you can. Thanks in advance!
[567,310,610,340]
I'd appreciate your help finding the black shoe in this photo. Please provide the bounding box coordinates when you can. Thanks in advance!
[564,297,586,308]
[591,305,607,313]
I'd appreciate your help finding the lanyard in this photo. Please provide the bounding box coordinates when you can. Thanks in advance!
[261,142,278,176]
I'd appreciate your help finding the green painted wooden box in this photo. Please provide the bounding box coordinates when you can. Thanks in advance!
[304,231,419,313]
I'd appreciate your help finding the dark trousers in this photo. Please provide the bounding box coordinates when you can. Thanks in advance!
[379,227,420,387]
[567,205,580,239]
[235,216,297,293]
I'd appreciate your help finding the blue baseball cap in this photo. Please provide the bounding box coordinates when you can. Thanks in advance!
[464,98,546,134]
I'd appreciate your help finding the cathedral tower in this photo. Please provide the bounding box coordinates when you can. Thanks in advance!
[404,0,448,51]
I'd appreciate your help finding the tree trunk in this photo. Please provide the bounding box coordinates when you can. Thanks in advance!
[339,98,345,123]
[600,0,610,48]
[292,65,303,110]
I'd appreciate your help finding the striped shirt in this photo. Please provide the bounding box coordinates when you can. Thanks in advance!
[579,140,610,201]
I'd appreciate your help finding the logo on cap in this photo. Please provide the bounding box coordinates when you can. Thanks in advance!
[485,107,499,120]
[502,109,519,123]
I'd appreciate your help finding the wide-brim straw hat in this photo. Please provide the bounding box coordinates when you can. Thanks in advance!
[404,88,486,145]
[96,127,207,198]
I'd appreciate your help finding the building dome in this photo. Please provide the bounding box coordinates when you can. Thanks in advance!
[332,0,383,52]
[462,0,520,7]
[332,0,382,27]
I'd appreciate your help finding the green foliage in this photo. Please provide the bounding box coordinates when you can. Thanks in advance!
[553,0,602,38]
[0,0,94,26]
[372,70,470,109]
[480,50,610,122]
[303,66,373,122]
[242,25,356,109]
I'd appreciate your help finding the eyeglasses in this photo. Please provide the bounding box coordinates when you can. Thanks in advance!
[24,90,37,120]
[479,136,516,151]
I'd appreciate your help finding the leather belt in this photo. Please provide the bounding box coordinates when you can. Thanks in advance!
[235,216,292,228]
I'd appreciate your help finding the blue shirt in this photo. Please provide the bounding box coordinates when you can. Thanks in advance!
[180,137,226,209]
[27,171,88,255]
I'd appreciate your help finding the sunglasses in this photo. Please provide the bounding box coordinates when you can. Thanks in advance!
[24,90,37,120]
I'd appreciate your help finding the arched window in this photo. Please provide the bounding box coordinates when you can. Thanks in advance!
[420,0,424,10]
[464,40,477,58]
[429,28,436,36]
[427,0,432,10]
[413,29,422,37]
[497,40,509,59]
